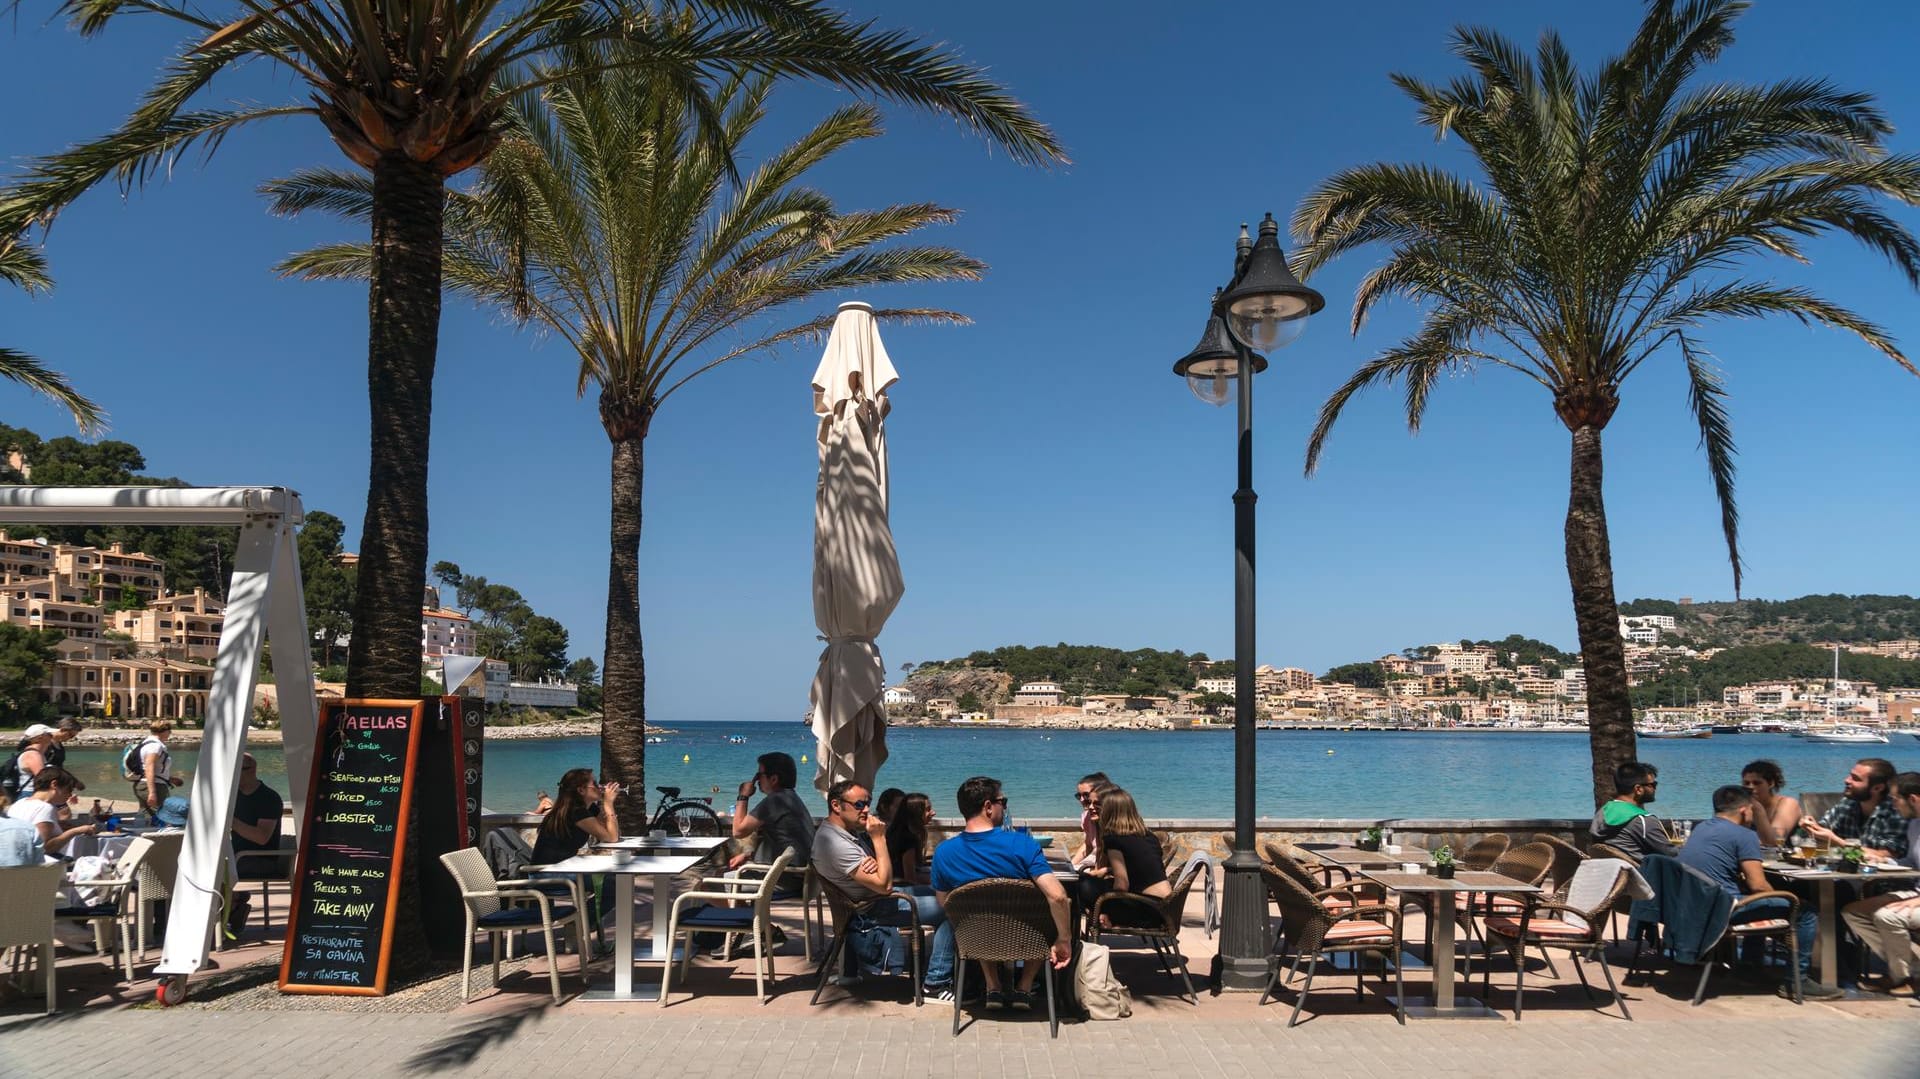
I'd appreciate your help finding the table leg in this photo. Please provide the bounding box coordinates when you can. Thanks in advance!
[1817,879,1837,985]
[642,871,677,961]
[1433,890,1457,1010]
[614,873,634,998]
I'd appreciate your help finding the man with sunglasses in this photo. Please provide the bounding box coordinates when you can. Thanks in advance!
[813,781,955,999]
[931,776,1073,1011]
[1590,760,1679,860]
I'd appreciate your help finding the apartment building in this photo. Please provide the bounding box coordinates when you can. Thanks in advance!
[45,650,214,720]
[1194,677,1235,696]
[114,587,225,660]
[422,606,475,658]
[1014,680,1065,706]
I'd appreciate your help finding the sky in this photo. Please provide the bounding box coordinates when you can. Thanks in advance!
[3,2,1918,722]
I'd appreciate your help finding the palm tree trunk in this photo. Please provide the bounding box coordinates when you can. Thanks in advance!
[346,152,444,700]
[346,151,445,977]
[1564,421,1636,807]
[600,391,652,823]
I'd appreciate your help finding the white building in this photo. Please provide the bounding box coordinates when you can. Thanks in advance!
[884,685,918,706]
[1014,680,1064,706]
[1194,677,1235,696]
[422,606,475,658]
[505,680,579,708]
[1619,614,1677,645]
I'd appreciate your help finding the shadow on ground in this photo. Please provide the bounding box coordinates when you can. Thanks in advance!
[403,1002,553,1072]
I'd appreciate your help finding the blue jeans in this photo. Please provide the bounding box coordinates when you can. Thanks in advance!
[1732,896,1816,975]
[877,886,953,988]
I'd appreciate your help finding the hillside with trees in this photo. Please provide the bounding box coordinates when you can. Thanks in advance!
[1619,594,1920,647]
[911,643,1218,699]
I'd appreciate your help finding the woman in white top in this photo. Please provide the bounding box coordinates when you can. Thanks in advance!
[6,765,96,856]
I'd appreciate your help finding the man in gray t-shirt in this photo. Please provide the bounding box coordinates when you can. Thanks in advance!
[811,780,955,994]
[727,752,815,869]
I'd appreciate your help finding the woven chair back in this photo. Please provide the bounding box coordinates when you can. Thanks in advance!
[1459,833,1511,871]
[1490,841,1554,885]
[747,848,797,921]
[945,877,1054,963]
[1259,863,1332,954]
[439,846,504,918]
[1262,844,1324,893]
[1587,841,1640,865]
[135,831,184,902]
[1535,834,1587,889]
[0,862,65,947]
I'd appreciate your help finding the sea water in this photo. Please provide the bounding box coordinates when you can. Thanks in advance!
[54,722,1904,821]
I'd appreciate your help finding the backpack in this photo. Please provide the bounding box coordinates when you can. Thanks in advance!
[122,737,158,782]
[0,744,22,801]
[845,913,907,976]
[1073,941,1132,1020]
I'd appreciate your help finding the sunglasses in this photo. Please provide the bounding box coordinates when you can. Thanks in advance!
[987,796,1009,807]
[1074,791,1092,803]
[841,799,871,810]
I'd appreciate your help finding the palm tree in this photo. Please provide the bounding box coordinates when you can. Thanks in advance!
[1291,0,1920,805]
[266,55,984,819]
[0,0,1062,701]
[0,237,106,433]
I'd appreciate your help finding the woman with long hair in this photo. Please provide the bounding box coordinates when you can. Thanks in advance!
[1093,787,1169,929]
[531,767,621,864]
[1740,759,1803,848]
[885,792,935,884]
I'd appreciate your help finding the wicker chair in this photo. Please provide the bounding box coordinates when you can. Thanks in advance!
[1587,842,1640,865]
[1459,834,1511,871]
[1261,841,1353,889]
[809,877,924,1007]
[1458,841,1555,976]
[1535,835,1588,892]
[0,863,65,1014]
[1258,864,1405,1027]
[133,830,184,960]
[944,877,1064,1038]
[1262,843,1381,913]
[661,847,796,1005]
[1623,860,1807,1006]
[1481,860,1634,1019]
[57,835,153,984]
[1585,842,1643,945]
[1086,857,1206,1003]
[439,846,584,1003]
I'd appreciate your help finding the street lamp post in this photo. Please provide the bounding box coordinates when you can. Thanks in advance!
[1172,212,1323,991]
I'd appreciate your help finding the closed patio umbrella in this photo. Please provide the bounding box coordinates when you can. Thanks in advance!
[809,301,904,793]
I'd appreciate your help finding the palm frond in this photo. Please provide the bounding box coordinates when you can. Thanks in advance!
[1678,333,1741,595]
[0,346,108,435]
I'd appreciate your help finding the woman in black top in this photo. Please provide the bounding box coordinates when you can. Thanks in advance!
[1094,787,1168,928]
[885,792,935,883]
[531,768,620,864]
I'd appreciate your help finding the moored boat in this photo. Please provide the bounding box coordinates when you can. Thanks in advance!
[1803,725,1890,744]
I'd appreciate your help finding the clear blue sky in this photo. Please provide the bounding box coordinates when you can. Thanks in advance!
[3,2,1917,722]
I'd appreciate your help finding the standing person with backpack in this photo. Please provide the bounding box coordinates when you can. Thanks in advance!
[4,724,58,801]
[127,720,183,823]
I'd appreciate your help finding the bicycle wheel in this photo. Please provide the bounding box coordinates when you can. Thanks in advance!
[666,802,724,837]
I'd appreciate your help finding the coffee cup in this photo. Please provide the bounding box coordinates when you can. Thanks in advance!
[612,848,633,864]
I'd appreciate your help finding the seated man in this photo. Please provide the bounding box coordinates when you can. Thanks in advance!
[1803,757,1909,863]
[1841,771,1920,992]
[1590,760,1679,861]
[227,753,285,930]
[1680,785,1842,999]
[931,776,1072,1011]
[728,751,815,870]
[811,781,954,999]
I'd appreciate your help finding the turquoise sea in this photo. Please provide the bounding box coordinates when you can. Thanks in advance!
[54,721,1916,821]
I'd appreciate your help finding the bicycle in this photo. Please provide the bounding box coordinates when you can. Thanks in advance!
[646,786,724,837]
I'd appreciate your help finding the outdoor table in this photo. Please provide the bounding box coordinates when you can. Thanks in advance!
[1304,846,1406,871]
[65,830,136,863]
[597,835,731,856]
[1357,868,1541,1019]
[538,842,723,1002]
[1763,862,1920,990]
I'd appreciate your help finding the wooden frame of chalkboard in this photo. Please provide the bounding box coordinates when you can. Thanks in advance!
[278,698,427,995]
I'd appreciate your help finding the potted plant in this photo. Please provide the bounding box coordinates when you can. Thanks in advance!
[1837,845,1866,874]
[1356,825,1384,852]
[1431,844,1457,879]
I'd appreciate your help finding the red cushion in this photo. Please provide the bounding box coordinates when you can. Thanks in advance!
[1324,920,1395,942]
[1484,915,1590,939]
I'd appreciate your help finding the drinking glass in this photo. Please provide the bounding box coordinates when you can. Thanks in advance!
[675,814,691,839]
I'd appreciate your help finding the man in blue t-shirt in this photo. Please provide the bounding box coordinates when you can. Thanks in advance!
[1680,785,1841,999]
[931,776,1072,1011]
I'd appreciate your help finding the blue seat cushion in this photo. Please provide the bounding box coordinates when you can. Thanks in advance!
[677,904,756,930]
[58,903,120,919]
[478,904,575,929]
[521,879,575,897]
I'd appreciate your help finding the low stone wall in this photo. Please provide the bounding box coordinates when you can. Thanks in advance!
[479,812,1596,859]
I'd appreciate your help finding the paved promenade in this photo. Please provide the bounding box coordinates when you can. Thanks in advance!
[4,1002,1917,1078]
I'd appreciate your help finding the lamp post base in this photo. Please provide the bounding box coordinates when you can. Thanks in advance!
[1216,850,1271,991]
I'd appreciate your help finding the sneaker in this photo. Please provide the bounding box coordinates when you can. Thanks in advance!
[984,989,1008,1010]
[827,972,863,988]
[924,984,954,1003]
[1780,979,1846,1001]
[1009,989,1036,1012]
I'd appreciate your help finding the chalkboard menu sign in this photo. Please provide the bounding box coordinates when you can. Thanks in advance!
[279,699,426,995]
